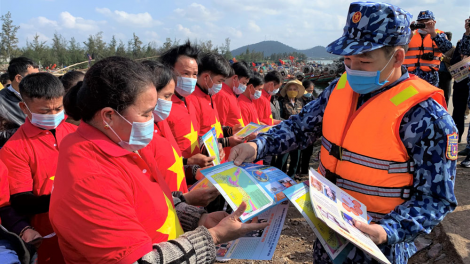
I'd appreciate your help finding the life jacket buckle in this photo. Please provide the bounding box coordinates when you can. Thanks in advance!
[329,144,343,161]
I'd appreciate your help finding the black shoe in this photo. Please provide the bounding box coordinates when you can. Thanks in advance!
[458,148,470,156]
[460,156,470,168]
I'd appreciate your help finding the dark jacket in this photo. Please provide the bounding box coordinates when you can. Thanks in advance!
[0,86,26,147]
[281,97,305,119]
[270,96,283,121]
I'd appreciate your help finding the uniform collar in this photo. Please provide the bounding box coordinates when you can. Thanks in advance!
[171,94,185,104]
[7,85,22,100]
[222,82,235,97]
[262,89,271,100]
[77,122,130,157]
[195,83,210,97]
[23,117,63,138]
[368,66,410,98]
[239,93,252,103]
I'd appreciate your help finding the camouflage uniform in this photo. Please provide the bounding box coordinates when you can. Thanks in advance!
[406,11,453,87]
[251,2,457,263]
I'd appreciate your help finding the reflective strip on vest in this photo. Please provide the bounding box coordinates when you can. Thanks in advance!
[318,162,412,199]
[408,47,433,51]
[405,55,441,60]
[321,137,415,174]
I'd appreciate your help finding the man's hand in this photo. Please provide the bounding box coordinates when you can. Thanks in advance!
[228,135,245,147]
[228,142,258,166]
[208,202,269,245]
[232,124,243,135]
[199,211,229,229]
[188,153,216,168]
[184,187,220,207]
[217,143,225,161]
[245,132,258,142]
[354,221,388,245]
[424,20,437,38]
[22,228,43,249]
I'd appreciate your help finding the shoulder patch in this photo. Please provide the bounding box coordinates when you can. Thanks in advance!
[446,132,458,160]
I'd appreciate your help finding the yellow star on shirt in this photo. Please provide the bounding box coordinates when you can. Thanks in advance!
[156,194,184,240]
[49,176,55,180]
[237,118,245,127]
[167,147,185,191]
[183,122,199,154]
[212,117,223,138]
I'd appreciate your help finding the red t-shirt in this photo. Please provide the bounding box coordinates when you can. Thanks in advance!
[0,160,9,226]
[0,118,77,264]
[152,121,188,193]
[185,85,224,138]
[253,90,274,126]
[212,83,245,127]
[238,94,261,126]
[166,94,201,159]
[49,122,183,264]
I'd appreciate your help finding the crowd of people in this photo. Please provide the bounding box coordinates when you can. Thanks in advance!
[0,1,468,264]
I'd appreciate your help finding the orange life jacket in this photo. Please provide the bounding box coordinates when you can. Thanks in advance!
[404,29,444,72]
[319,73,446,222]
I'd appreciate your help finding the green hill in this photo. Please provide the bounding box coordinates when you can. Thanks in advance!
[231,41,338,59]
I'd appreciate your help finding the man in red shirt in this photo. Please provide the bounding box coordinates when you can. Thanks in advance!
[254,71,283,126]
[238,73,265,126]
[186,53,244,151]
[159,41,216,170]
[213,61,253,128]
[0,72,77,264]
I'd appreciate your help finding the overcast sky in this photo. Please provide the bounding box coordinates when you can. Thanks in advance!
[1,0,469,51]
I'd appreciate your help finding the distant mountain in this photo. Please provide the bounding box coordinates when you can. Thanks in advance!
[231,40,338,59]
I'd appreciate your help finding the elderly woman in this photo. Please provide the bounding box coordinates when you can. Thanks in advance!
[50,56,267,264]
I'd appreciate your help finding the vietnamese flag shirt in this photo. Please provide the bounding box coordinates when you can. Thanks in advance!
[212,83,245,127]
[166,94,201,159]
[0,118,77,264]
[238,93,261,126]
[49,122,183,264]
[185,84,224,138]
[153,120,188,193]
[253,89,274,125]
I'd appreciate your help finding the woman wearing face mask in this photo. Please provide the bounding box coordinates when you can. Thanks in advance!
[142,60,220,207]
[50,57,268,264]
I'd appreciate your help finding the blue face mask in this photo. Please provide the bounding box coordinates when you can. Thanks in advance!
[304,93,313,98]
[269,88,280,96]
[176,76,197,97]
[251,90,262,100]
[344,51,396,95]
[207,75,223,95]
[232,79,247,95]
[106,111,155,152]
[25,103,64,130]
[153,98,172,122]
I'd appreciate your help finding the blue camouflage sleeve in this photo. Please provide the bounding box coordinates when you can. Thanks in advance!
[252,79,338,160]
[459,33,470,56]
[380,98,458,245]
[433,33,453,53]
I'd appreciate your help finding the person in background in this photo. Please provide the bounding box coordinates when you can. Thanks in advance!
[298,79,317,176]
[159,41,216,171]
[238,73,264,126]
[277,79,305,178]
[0,72,77,263]
[0,57,39,148]
[51,56,267,264]
[302,79,316,104]
[229,2,457,263]
[142,60,219,206]
[254,71,282,126]
[404,10,453,87]
[438,32,455,104]
[61,71,85,126]
[0,73,10,90]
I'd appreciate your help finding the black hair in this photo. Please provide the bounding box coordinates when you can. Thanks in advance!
[247,72,264,87]
[231,61,253,79]
[61,71,85,93]
[302,79,314,89]
[64,56,156,122]
[0,73,9,85]
[198,53,231,78]
[158,40,200,69]
[8,57,36,81]
[445,32,452,41]
[141,60,176,92]
[19,72,64,102]
[264,70,282,84]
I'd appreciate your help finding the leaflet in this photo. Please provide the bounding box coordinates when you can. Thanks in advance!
[188,178,214,191]
[200,127,221,166]
[216,202,289,261]
[200,162,294,222]
[449,56,470,83]
[234,122,274,137]
[308,169,391,264]
[283,182,352,264]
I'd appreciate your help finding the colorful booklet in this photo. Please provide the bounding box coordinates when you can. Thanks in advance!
[200,127,221,166]
[234,122,274,138]
[308,169,391,264]
[449,56,470,83]
[199,162,294,222]
[216,202,289,261]
[283,182,352,264]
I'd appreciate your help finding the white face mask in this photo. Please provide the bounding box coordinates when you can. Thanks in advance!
[418,29,428,35]
[24,103,64,130]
